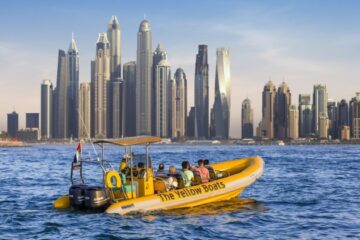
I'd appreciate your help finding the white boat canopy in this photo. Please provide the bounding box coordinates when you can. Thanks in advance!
[93,136,162,147]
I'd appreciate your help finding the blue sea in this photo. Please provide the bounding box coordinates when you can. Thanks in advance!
[0,144,359,239]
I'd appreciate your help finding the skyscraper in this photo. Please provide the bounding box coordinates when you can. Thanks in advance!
[187,107,196,138]
[41,79,53,139]
[54,49,68,139]
[123,61,136,136]
[260,81,276,139]
[313,84,328,136]
[107,16,121,80]
[152,44,167,135]
[337,99,349,136]
[275,82,291,139]
[319,113,329,139]
[349,93,360,139]
[298,94,313,137]
[78,82,91,139]
[93,33,110,138]
[171,68,188,138]
[26,113,39,129]
[136,19,152,135]
[90,60,95,138]
[67,35,79,138]
[241,98,253,139]
[327,99,338,139]
[288,105,299,139]
[213,48,231,139]
[109,80,124,138]
[194,45,209,139]
[7,111,18,138]
[154,58,171,137]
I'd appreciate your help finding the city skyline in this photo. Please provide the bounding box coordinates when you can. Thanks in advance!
[1,1,360,137]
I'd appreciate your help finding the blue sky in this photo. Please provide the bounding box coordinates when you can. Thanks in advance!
[1,0,360,137]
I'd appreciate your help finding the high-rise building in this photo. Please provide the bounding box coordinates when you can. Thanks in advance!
[123,61,136,136]
[90,60,96,138]
[67,35,79,139]
[26,113,39,129]
[349,93,360,139]
[187,107,196,138]
[340,125,350,141]
[288,105,299,139]
[7,111,18,138]
[241,98,253,139]
[213,48,231,139]
[194,45,209,139]
[298,94,313,137]
[54,49,68,139]
[337,99,349,127]
[107,16,121,80]
[93,33,110,138]
[260,81,276,139]
[171,68,188,138]
[327,99,338,139]
[313,84,328,136]
[78,82,91,139]
[275,82,291,139]
[152,44,167,135]
[136,19,152,135]
[41,79,53,139]
[109,80,124,138]
[154,58,171,137]
[152,44,170,137]
[319,113,329,139]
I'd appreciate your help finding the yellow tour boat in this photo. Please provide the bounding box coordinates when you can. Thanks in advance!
[53,136,264,215]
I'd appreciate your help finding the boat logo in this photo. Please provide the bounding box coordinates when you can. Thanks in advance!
[159,181,226,202]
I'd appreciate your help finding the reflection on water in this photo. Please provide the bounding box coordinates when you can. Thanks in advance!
[143,198,265,218]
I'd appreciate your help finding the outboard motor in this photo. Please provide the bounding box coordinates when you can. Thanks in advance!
[84,186,110,211]
[69,184,87,210]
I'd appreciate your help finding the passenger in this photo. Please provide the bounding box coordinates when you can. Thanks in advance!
[156,163,167,177]
[181,161,194,187]
[165,165,178,190]
[204,159,216,180]
[195,159,210,183]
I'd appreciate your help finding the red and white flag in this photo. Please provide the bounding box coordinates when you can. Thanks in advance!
[73,143,82,163]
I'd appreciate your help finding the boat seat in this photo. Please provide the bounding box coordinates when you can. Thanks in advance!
[154,178,167,193]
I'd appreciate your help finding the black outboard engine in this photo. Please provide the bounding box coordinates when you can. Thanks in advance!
[69,184,87,210]
[84,186,110,211]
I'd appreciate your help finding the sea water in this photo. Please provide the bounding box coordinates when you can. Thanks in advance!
[0,144,359,239]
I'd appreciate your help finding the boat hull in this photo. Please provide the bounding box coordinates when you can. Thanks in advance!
[106,156,264,215]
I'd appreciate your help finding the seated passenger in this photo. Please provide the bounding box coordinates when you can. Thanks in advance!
[204,159,216,180]
[180,161,194,187]
[193,159,210,183]
[165,165,178,190]
[156,163,167,177]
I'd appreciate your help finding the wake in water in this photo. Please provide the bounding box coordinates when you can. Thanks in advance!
[139,198,266,220]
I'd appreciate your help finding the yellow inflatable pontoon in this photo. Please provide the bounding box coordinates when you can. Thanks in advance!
[53,136,264,215]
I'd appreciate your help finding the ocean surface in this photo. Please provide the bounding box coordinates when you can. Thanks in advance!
[0,144,359,239]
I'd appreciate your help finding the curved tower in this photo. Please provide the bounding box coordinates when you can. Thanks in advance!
[213,48,231,139]
[136,19,153,135]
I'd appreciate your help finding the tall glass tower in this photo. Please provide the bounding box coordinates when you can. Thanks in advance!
[136,19,152,135]
[213,48,231,139]
[194,45,209,139]
[67,35,79,138]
